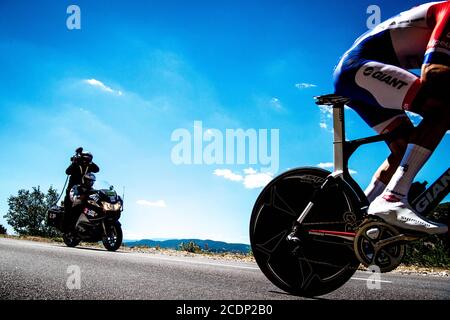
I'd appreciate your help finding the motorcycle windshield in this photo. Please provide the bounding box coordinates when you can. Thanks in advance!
[93,180,113,191]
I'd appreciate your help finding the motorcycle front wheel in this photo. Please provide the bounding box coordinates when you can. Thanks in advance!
[250,167,362,297]
[102,222,123,251]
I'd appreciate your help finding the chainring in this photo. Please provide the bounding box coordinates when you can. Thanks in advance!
[354,219,406,273]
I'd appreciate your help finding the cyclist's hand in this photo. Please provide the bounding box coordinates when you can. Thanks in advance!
[421,63,450,83]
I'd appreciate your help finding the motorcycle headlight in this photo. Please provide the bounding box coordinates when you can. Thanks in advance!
[102,202,122,211]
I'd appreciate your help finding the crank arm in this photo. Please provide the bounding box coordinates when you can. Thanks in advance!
[373,234,419,251]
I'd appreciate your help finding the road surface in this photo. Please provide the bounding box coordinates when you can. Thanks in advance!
[1,237,449,300]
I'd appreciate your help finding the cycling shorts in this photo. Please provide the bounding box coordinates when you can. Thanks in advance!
[333,48,419,134]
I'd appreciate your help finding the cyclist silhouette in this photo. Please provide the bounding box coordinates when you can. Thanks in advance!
[333,2,449,234]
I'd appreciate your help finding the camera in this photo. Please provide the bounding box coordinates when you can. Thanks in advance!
[70,147,85,163]
[70,154,82,164]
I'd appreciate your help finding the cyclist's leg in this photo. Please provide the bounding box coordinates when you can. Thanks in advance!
[380,71,450,209]
[334,58,447,233]
[346,100,413,201]
[408,70,450,150]
[334,59,414,201]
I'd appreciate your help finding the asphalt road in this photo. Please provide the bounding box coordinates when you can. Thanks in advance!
[1,237,449,300]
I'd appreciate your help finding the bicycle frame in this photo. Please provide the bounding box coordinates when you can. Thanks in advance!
[296,94,450,226]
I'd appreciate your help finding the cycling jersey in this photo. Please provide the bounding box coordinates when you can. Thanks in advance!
[334,1,450,133]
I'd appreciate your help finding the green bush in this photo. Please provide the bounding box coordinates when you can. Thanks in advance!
[179,241,202,253]
[402,202,449,268]
[0,224,7,235]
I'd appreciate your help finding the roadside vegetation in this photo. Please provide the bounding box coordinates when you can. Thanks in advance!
[402,203,450,268]
[176,240,254,260]
[3,186,61,238]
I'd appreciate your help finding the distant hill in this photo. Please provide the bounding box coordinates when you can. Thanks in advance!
[124,239,251,254]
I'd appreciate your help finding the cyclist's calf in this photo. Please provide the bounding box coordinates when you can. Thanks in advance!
[421,99,450,130]
[413,69,450,128]
[371,121,413,184]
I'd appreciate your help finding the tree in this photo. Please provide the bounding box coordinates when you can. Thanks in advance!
[0,224,6,235]
[3,186,60,237]
[179,241,202,253]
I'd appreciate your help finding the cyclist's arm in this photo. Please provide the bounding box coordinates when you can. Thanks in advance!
[422,2,450,83]
[65,163,77,175]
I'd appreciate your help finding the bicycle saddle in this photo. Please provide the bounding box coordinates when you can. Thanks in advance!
[314,94,351,106]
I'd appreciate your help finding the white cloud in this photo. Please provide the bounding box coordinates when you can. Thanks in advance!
[405,111,422,118]
[317,162,334,169]
[136,200,167,208]
[213,169,243,182]
[318,105,334,132]
[243,168,257,175]
[84,78,123,96]
[270,97,282,110]
[318,105,333,116]
[349,169,358,175]
[295,83,317,89]
[214,168,273,189]
[317,104,349,131]
[406,111,422,125]
[243,171,273,189]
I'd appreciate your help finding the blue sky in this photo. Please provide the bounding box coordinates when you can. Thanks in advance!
[0,0,449,244]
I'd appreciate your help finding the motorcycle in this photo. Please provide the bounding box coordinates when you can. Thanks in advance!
[48,181,124,251]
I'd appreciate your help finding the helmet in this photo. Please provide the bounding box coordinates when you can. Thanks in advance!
[81,152,93,164]
[82,173,96,189]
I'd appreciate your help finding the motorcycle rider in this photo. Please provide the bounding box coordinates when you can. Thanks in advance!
[67,172,97,232]
[63,147,99,232]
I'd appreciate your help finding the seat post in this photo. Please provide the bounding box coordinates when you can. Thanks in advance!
[314,94,350,175]
[333,103,346,174]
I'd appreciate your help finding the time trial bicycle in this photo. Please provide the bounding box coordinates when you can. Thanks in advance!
[250,94,450,297]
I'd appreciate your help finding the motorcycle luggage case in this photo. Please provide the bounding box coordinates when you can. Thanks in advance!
[47,206,64,230]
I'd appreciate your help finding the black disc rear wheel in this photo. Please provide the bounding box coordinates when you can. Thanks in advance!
[250,168,362,297]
